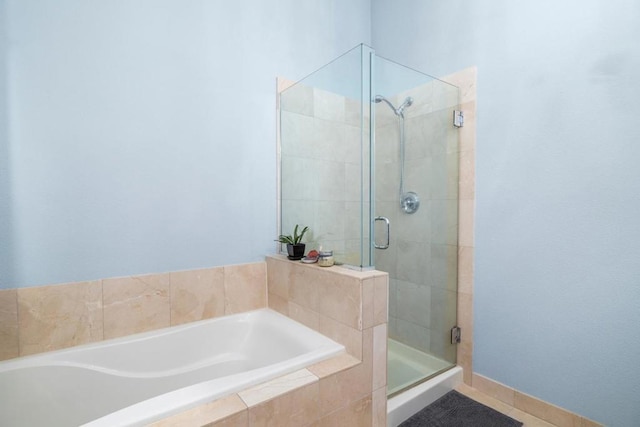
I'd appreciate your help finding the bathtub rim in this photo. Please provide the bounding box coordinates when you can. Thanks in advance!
[0,308,346,427]
[0,308,337,371]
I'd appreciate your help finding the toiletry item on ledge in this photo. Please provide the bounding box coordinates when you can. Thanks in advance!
[318,250,334,267]
[301,249,319,264]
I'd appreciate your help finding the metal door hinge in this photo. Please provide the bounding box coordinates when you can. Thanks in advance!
[451,326,461,344]
[453,110,464,128]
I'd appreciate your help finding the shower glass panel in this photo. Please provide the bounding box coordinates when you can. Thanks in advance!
[373,56,460,396]
[280,44,372,267]
[279,45,460,399]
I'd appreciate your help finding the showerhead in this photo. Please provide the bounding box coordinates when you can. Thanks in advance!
[396,96,414,117]
[374,95,413,117]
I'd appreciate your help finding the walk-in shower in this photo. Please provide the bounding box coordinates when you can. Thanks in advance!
[279,44,461,425]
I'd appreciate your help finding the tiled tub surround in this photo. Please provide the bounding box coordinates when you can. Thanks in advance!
[0,257,389,426]
[0,262,267,360]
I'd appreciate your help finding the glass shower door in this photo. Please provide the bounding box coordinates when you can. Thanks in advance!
[371,55,461,396]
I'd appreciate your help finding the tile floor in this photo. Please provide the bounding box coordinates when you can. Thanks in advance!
[455,384,557,427]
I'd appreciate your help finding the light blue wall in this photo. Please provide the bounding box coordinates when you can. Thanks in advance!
[0,0,11,287]
[373,1,640,425]
[5,2,640,424]
[1,0,370,288]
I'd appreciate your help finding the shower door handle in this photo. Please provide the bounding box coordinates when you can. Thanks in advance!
[374,216,390,250]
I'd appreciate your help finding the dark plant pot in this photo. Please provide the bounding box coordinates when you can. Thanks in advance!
[287,243,305,260]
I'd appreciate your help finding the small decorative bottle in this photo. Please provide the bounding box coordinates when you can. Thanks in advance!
[318,250,334,267]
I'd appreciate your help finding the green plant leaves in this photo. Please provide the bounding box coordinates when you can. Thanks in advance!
[277,224,309,245]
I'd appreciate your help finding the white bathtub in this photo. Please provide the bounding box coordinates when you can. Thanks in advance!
[0,308,344,427]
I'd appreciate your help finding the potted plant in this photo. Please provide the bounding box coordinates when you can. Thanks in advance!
[277,224,309,260]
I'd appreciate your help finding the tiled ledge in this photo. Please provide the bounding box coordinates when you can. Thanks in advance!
[151,256,389,426]
[152,354,376,426]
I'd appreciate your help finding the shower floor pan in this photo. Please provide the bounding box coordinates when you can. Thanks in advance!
[387,338,452,396]
[387,338,462,426]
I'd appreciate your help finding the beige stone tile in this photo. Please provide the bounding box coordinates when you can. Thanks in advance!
[170,267,224,326]
[103,273,170,339]
[0,289,19,360]
[317,394,372,427]
[373,275,388,326]
[580,416,604,427]
[319,314,362,360]
[458,199,475,247]
[18,281,103,355]
[472,373,514,405]
[239,368,317,408]
[314,87,345,123]
[362,278,374,330]
[459,149,475,200]
[398,81,434,117]
[288,264,320,312]
[457,292,473,343]
[280,82,314,116]
[267,292,288,316]
[457,341,473,385]
[372,387,387,427]
[266,256,291,299]
[317,329,372,416]
[372,324,387,390]
[458,101,477,153]
[149,394,247,427]
[457,246,474,295]
[510,408,558,427]
[224,262,267,315]
[277,77,296,94]
[207,410,248,427]
[288,301,320,331]
[345,97,362,127]
[308,353,360,379]
[456,383,515,417]
[441,66,477,104]
[246,381,319,427]
[515,391,581,427]
[317,273,362,330]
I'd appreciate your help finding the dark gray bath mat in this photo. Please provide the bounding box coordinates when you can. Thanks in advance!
[399,390,523,427]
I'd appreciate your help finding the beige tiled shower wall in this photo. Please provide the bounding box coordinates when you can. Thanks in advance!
[0,262,267,360]
[279,82,368,266]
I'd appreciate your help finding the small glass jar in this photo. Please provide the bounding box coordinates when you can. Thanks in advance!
[318,250,334,267]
